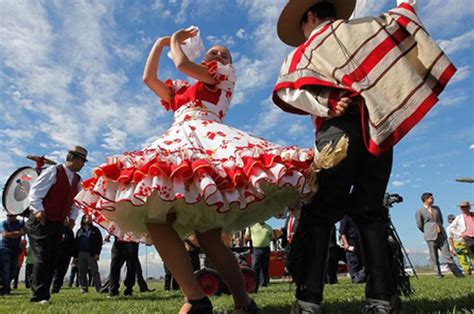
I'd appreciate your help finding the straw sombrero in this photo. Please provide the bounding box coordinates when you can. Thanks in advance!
[277,0,356,47]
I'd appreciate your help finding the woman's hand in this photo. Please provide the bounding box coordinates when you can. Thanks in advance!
[171,27,198,44]
[157,36,171,47]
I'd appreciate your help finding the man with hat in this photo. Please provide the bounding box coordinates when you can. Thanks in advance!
[447,210,472,275]
[272,0,456,312]
[26,146,87,304]
[448,201,474,267]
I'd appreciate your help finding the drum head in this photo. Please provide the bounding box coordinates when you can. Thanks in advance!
[2,167,39,215]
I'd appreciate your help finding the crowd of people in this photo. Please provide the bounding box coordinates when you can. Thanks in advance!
[1,0,471,313]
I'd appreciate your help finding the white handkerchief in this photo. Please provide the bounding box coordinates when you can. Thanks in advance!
[168,26,205,61]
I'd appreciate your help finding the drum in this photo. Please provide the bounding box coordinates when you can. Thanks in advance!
[2,166,39,215]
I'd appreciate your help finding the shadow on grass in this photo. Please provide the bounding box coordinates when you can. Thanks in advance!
[257,294,474,313]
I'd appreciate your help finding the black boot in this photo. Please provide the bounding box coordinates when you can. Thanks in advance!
[294,223,333,305]
[235,299,258,314]
[187,297,213,314]
[357,222,396,301]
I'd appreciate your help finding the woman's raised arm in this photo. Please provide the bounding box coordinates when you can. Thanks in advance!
[143,37,173,103]
[170,29,217,85]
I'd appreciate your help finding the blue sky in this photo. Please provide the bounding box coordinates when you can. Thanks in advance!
[1,0,473,276]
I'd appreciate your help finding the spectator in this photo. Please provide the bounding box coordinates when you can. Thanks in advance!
[447,214,471,275]
[448,201,474,271]
[246,222,273,287]
[340,215,366,283]
[135,253,155,293]
[76,214,102,293]
[27,146,87,304]
[68,258,79,287]
[106,235,138,297]
[0,214,25,295]
[13,239,27,289]
[415,193,464,278]
[325,226,339,285]
[163,263,179,291]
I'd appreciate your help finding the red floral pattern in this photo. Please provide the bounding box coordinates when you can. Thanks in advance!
[75,61,313,243]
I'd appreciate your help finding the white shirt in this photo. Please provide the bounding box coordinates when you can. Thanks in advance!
[29,164,81,220]
[447,214,468,241]
[276,22,331,118]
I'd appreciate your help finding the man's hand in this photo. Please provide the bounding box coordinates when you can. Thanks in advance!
[328,97,352,117]
[35,211,46,225]
[450,248,457,256]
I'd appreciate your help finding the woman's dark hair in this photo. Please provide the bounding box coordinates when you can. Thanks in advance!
[421,192,433,202]
[300,2,337,26]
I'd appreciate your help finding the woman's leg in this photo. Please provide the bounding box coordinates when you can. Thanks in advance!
[146,219,206,313]
[196,228,251,308]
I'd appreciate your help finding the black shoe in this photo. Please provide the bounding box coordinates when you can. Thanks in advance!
[107,291,119,298]
[140,288,156,293]
[187,297,213,314]
[51,289,60,294]
[124,289,133,296]
[235,299,258,314]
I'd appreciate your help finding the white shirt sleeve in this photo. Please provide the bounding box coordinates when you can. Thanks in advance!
[276,88,330,118]
[28,166,57,213]
[68,181,82,220]
[397,0,417,10]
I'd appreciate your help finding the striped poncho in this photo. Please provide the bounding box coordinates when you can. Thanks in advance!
[273,3,456,156]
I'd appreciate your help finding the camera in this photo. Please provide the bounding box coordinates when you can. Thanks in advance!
[384,193,403,208]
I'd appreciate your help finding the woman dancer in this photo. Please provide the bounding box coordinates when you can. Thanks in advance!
[76,27,313,313]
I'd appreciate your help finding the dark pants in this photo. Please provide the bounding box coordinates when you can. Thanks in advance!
[325,246,339,284]
[1,250,19,294]
[252,247,270,286]
[164,263,179,290]
[52,251,72,292]
[135,256,149,292]
[25,216,64,301]
[68,265,79,287]
[25,263,33,288]
[109,241,138,295]
[294,113,395,304]
[464,236,474,258]
[345,238,365,283]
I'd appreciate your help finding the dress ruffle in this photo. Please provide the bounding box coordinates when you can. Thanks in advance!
[76,121,313,243]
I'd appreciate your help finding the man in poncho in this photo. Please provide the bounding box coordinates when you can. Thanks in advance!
[273,0,455,312]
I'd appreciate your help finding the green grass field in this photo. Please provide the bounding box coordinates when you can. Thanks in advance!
[1,275,473,313]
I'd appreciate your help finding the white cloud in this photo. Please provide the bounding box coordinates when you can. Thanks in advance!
[175,0,191,24]
[288,124,307,137]
[151,0,172,17]
[352,0,389,18]
[421,0,474,35]
[101,126,129,152]
[392,180,411,187]
[437,30,474,55]
[470,144,474,149]
[236,28,247,39]
[206,35,236,48]
[449,65,471,84]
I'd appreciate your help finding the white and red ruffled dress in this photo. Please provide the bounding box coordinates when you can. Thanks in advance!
[75,61,313,243]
